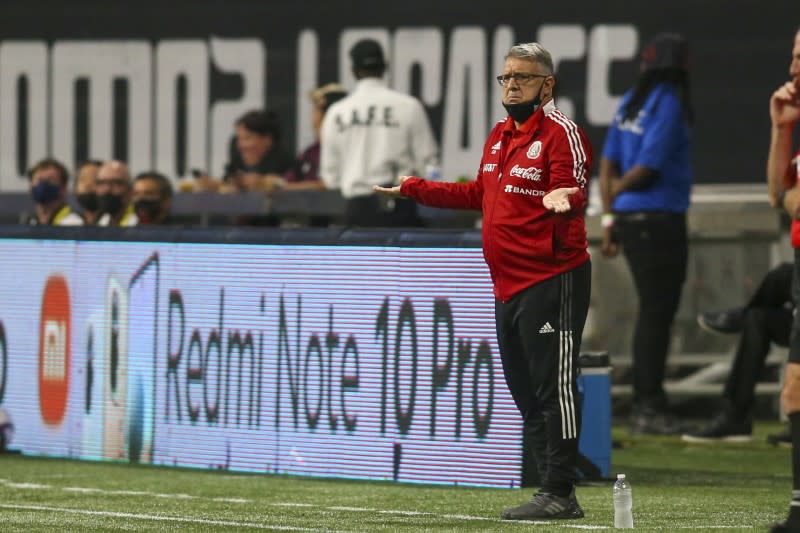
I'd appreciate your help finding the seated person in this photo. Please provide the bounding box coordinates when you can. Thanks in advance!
[74,159,102,225]
[279,83,347,227]
[132,171,174,225]
[26,158,83,226]
[194,110,294,226]
[283,83,347,189]
[195,109,294,194]
[684,262,793,442]
[96,160,137,227]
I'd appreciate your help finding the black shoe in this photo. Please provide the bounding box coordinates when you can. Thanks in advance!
[681,413,752,443]
[501,489,584,520]
[767,427,792,448]
[771,521,800,532]
[630,407,688,436]
[697,308,745,335]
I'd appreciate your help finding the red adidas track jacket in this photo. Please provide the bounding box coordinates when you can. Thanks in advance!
[401,100,592,302]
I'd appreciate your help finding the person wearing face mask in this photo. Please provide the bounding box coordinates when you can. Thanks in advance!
[96,160,137,227]
[132,171,173,225]
[74,160,102,225]
[598,33,693,436]
[25,158,83,226]
[375,42,592,521]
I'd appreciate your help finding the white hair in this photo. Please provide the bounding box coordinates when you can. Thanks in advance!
[506,42,554,74]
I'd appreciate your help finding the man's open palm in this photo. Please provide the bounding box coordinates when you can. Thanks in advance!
[543,187,579,213]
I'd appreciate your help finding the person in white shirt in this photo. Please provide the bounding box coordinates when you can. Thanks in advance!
[319,38,439,227]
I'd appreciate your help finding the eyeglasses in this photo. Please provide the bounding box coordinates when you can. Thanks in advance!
[496,73,549,87]
[96,178,128,187]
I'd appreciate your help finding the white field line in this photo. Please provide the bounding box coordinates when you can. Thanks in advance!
[0,478,248,503]
[0,480,595,528]
[286,503,609,528]
[0,503,343,532]
[0,478,756,530]
[62,486,249,503]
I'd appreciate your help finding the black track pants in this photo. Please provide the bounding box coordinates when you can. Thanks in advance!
[495,260,591,496]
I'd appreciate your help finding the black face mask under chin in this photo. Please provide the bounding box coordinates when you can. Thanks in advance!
[503,94,542,124]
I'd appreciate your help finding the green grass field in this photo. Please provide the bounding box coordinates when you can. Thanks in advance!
[0,422,791,531]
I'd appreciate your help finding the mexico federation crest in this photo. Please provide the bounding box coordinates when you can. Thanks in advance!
[527,141,542,159]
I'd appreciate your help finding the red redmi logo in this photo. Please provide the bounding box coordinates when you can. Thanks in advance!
[39,275,71,425]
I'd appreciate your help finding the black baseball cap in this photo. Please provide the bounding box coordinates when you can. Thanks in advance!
[350,39,386,70]
[641,33,689,72]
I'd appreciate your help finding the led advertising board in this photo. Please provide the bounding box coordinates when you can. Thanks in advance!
[0,239,523,487]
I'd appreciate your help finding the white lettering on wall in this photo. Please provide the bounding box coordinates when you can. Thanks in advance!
[0,38,266,186]
[0,24,637,191]
[394,27,444,168]
[155,40,210,179]
[295,29,319,154]
[0,42,47,191]
[538,25,586,121]
[441,27,488,182]
[208,37,265,177]
[586,25,637,126]
[51,41,152,176]
[491,26,515,125]
[393,27,444,108]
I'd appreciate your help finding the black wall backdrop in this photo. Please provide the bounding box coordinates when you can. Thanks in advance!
[0,0,794,189]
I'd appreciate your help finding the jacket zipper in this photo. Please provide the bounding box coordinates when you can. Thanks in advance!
[486,133,510,301]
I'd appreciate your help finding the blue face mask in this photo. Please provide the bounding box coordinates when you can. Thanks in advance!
[31,180,62,204]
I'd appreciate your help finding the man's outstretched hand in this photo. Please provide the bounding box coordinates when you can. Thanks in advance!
[373,176,412,197]
[543,187,579,213]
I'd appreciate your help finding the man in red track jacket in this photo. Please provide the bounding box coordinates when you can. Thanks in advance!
[766,28,800,533]
[376,42,593,521]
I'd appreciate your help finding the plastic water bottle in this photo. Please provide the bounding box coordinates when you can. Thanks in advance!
[613,473,633,528]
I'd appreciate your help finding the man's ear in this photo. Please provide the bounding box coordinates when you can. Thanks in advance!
[546,76,556,98]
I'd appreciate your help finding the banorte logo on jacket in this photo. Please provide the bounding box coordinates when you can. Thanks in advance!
[504,184,544,197]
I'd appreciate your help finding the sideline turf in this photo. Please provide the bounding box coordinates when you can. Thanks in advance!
[0,421,790,531]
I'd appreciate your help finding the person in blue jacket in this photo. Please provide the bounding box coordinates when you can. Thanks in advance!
[598,33,693,435]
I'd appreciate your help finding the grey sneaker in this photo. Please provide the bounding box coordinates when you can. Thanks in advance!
[501,489,584,520]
